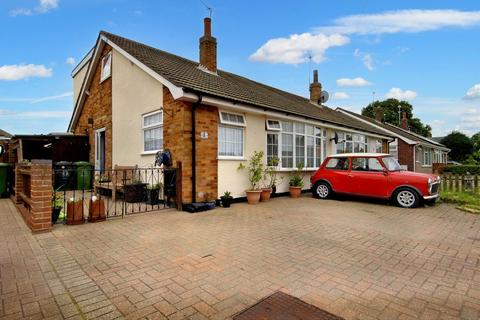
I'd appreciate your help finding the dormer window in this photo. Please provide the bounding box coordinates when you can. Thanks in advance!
[100,52,112,82]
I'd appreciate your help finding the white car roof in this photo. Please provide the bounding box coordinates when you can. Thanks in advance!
[329,153,392,158]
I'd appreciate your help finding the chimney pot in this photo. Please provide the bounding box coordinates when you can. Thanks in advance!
[204,17,211,36]
[309,69,322,104]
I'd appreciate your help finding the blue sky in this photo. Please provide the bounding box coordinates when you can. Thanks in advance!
[0,0,479,137]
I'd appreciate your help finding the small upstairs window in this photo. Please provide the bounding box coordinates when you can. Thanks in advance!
[100,52,112,82]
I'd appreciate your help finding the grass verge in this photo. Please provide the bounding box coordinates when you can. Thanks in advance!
[440,191,480,214]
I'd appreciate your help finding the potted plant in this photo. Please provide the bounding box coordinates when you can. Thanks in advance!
[289,163,305,198]
[52,189,63,224]
[238,151,264,204]
[220,191,233,208]
[146,183,162,205]
[88,195,106,222]
[262,156,283,201]
[66,197,84,225]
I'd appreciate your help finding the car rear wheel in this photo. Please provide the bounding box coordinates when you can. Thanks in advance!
[313,181,332,199]
[393,188,420,208]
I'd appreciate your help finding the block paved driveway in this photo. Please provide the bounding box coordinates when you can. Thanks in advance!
[1,196,480,320]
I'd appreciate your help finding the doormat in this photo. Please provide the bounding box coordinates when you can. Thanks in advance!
[233,291,344,320]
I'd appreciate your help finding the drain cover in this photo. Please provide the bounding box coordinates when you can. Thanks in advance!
[233,291,344,320]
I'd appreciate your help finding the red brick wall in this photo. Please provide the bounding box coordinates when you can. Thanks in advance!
[163,89,218,203]
[73,45,113,169]
[397,139,414,171]
[14,160,52,233]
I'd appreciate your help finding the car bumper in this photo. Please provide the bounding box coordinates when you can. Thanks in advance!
[423,194,439,200]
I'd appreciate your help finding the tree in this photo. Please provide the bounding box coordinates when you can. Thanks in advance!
[362,98,432,137]
[471,132,480,163]
[441,131,474,162]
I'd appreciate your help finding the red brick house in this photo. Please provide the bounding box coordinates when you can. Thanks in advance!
[68,18,394,204]
[337,108,450,173]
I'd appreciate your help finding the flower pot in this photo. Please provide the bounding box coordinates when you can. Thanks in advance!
[88,199,106,222]
[146,188,160,205]
[260,188,272,202]
[66,200,84,225]
[289,186,302,198]
[246,190,261,205]
[52,207,61,224]
[221,197,232,208]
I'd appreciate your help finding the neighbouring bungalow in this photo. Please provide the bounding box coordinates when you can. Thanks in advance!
[68,18,394,204]
[337,108,450,173]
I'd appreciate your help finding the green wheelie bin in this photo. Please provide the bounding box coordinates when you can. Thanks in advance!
[0,163,9,197]
[75,161,93,190]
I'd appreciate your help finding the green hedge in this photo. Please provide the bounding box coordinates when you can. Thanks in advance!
[442,165,480,175]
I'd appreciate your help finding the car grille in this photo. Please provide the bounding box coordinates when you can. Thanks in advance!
[430,183,439,194]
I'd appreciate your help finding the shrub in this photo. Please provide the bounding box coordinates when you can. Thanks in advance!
[442,165,480,175]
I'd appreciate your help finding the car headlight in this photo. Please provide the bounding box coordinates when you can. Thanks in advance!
[428,178,433,193]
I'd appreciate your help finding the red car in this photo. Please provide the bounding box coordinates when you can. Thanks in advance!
[310,153,441,208]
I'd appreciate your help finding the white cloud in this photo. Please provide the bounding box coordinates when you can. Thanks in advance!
[66,57,76,66]
[464,84,480,100]
[0,64,52,81]
[354,49,374,71]
[250,33,349,64]
[0,92,72,104]
[333,92,350,100]
[385,87,417,100]
[316,10,480,35]
[10,0,59,16]
[336,77,372,87]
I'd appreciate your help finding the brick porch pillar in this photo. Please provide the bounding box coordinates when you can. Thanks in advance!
[29,160,53,233]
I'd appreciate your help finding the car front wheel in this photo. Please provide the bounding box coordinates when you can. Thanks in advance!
[313,181,332,199]
[393,188,420,208]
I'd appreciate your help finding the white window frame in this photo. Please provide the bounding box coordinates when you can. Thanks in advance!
[100,52,112,82]
[335,132,368,154]
[142,110,163,154]
[218,111,245,160]
[423,147,433,166]
[266,119,282,131]
[267,121,326,170]
[219,111,246,127]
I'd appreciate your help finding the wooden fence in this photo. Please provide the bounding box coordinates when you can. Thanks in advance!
[440,174,480,193]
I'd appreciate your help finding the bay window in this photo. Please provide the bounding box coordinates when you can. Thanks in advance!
[266,120,326,169]
[336,132,367,154]
[218,111,245,158]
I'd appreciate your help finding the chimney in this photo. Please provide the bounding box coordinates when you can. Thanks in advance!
[199,17,217,73]
[401,111,408,130]
[374,107,383,122]
[309,70,322,104]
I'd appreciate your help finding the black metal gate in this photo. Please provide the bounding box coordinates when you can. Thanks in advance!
[52,166,176,224]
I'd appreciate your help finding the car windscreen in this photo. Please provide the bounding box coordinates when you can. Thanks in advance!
[382,156,402,171]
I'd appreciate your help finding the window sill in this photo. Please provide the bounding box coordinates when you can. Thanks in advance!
[218,157,245,161]
[141,150,160,156]
[421,165,432,168]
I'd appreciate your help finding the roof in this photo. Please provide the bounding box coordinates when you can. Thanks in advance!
[93,31,392,138]
[329,153,391,158]
[337,108,449,150]
[0,129,12,139]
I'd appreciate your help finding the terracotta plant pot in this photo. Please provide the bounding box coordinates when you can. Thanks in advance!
[260,188,272,202]
[88,199,106,222]
[245,190,261,205]
[66,200,84,225]
[289,186,302,198]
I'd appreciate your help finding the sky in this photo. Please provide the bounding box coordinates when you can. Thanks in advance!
[0,0,479,137]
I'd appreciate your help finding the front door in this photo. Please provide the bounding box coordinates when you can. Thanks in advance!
[95,128,106,171]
